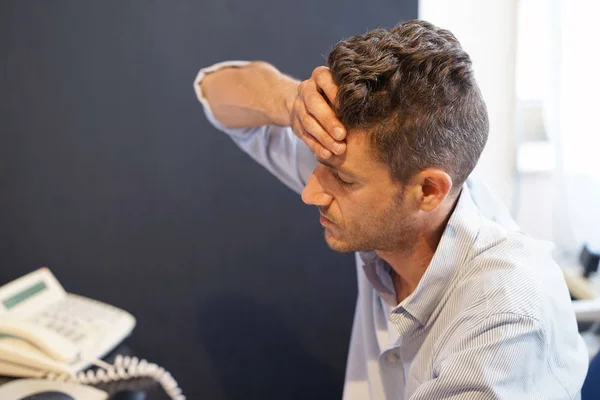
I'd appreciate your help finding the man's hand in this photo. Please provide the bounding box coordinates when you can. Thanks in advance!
[290,67,347,159]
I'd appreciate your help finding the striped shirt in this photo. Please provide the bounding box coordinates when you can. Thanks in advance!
[195,62,589,399]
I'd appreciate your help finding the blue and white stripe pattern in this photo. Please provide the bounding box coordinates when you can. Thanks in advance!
[195,62,589,399]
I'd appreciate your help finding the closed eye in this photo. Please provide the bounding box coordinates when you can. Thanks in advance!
[333,171,354,187]
[318,160,357,187]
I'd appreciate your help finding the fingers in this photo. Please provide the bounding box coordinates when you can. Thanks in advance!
[291,113,332,159]
[299,79,346,142]
[312,66,339,108]
[292,96,346,158]
[310,67,345,141]
[299,98,346,155]
[289,66,348,159]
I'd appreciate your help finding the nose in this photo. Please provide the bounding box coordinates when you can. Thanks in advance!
[301,167,334,207]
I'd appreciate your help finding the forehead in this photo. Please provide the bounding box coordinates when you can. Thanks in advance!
[325,130,390,180]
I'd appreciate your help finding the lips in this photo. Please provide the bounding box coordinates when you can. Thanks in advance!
[320,214,334,225]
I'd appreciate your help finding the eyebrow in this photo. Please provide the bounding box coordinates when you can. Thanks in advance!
[317,158,360,179]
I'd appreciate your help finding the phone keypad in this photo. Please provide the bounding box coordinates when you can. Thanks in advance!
[28,296,124,345]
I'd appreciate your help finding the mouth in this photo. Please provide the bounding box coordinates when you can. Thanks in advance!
[320,214,334,226]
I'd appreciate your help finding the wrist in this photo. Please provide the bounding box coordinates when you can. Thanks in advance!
[279,80,298,127]
[246,62,299,126]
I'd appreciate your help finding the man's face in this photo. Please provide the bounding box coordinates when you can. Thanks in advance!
[301,132,419,253]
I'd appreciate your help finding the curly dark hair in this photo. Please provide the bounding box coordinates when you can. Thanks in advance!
[327,19,488,190]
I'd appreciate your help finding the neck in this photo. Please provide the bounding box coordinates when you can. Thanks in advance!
[377,197,458,304]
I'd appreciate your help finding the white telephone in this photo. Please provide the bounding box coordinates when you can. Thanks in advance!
[0,378,108,399]
[0,268,185,400]
[0,267,136,378]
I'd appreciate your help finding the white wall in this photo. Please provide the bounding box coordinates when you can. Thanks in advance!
[419,0,518,209]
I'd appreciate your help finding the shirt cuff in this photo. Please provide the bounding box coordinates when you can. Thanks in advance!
[193,60,251,113]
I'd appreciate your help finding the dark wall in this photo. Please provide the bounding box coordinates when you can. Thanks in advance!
[0,1,417,398]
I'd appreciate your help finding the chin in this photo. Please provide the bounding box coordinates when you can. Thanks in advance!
[324,231,358,253]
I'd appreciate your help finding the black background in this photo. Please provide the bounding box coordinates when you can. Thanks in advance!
[0,1,417,398]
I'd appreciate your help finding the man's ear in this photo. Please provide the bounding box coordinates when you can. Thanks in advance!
[412,169,453,212]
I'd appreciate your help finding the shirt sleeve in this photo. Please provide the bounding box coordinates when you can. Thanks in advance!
[193,61,316,195]
[194,62,514,209]
[410,312,581,400]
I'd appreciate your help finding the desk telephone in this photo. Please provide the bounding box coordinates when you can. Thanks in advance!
[0,268,184,400]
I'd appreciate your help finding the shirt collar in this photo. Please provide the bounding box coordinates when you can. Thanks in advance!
[360,184,483,326]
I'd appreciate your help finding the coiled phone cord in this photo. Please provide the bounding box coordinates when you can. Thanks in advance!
[46,355,185,400]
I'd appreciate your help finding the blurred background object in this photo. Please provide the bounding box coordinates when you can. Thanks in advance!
[511,0,600,375]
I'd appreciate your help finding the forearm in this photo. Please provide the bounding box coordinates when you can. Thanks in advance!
[198,61,299,128]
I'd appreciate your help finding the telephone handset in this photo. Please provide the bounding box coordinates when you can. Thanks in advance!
[1,318,79,363]
[0,267,136,378]
[0,378,108,399]
[0,268,185,400]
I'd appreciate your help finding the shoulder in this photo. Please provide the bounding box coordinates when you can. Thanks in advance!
[461,222,566,319]
[435,218,576,349]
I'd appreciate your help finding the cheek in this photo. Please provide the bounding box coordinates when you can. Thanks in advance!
[335,184,401,221]
[338,200,387,228]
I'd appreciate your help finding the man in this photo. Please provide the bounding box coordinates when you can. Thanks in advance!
[194,20,588,399]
